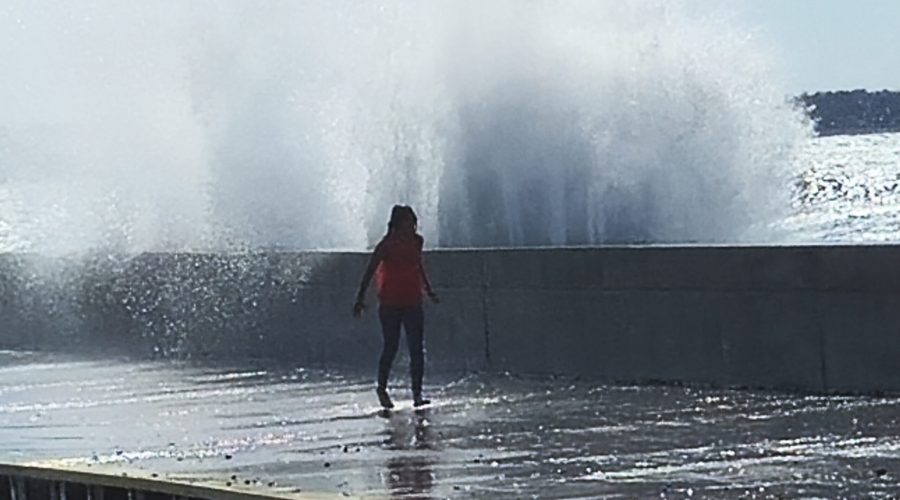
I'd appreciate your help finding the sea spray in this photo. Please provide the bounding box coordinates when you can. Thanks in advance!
[0,0,810,252]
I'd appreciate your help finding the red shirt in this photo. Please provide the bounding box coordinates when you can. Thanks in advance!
[375,234,424,307]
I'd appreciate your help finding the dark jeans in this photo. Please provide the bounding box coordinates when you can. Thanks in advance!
[377,305,425,396]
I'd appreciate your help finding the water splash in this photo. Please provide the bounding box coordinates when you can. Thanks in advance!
[0,0,809,253]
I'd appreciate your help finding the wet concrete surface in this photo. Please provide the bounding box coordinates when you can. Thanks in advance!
[2,350,900,499]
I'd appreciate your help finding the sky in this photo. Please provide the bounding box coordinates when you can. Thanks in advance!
[738,0,900,93]
[0,0,897,129]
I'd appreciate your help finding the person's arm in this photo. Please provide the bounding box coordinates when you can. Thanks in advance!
[418,239,439,303]
[420,261,439,303]
[353,243,385,317]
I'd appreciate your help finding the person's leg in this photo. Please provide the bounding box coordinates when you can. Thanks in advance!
[377,306,403,408]
[402,305,427,405]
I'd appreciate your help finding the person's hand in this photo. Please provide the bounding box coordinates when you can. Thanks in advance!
[352,299,367,318]
[427,291,440,304]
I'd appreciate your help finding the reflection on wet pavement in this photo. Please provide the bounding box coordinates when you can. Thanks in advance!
[2,350,900,498]
[382,410,435,499]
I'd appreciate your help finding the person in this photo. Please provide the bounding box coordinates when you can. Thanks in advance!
[353,205,439,409]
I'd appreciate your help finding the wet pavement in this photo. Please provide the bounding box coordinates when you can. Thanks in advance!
[2,350,900,499]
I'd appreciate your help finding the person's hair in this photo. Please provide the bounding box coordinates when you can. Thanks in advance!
[387,204,417,234]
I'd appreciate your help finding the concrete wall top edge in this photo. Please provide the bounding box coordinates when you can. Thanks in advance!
[4,242,900,259]
[3,244,900,292]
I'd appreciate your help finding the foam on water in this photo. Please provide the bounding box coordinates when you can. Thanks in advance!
[783,133,900,242]
[0,0,809,253]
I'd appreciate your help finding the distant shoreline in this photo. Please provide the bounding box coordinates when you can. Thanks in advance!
[799,89,900,136]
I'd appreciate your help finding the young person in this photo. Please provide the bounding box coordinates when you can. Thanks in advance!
[353,205,439,408]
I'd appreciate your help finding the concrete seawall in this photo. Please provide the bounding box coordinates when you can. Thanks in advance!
[1,246,899,394]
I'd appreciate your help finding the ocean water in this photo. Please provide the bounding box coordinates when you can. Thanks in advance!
[782,132,900,243]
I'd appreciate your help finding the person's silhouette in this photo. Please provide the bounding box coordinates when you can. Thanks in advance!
[354,205,439,409]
